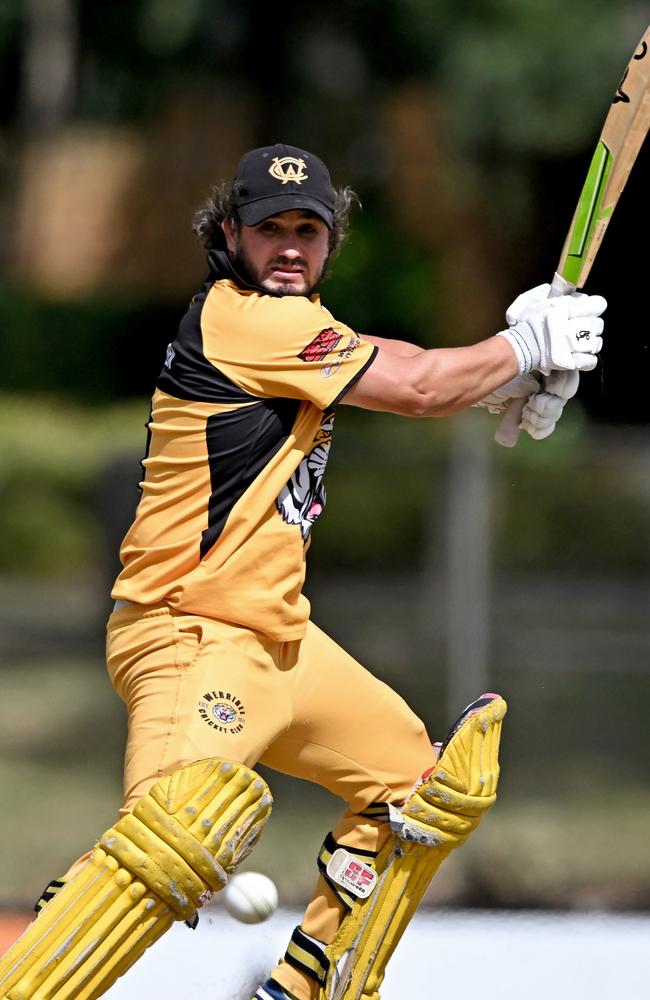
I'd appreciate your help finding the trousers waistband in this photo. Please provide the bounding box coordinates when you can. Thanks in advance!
[113,599,134,611]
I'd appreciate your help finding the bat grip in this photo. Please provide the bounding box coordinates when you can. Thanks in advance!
[549,271,576,298]
[494,271,577,447]
[494,396,526,448]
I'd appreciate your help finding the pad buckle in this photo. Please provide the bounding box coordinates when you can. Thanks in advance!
[388,803,444,847]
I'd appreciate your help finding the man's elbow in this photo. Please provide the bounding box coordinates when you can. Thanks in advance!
[401,382,459,418]
[401,354,456,417]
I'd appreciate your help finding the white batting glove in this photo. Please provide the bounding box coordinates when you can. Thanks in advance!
[474,372,541,414]
[504,283,552,323]
[520,370,580,440]
[497,283,606,375]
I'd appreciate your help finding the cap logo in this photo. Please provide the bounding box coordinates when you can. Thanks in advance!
[268,156,308,185]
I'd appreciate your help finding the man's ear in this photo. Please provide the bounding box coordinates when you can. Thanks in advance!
[221,217,238,254]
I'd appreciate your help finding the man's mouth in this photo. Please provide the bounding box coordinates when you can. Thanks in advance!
[268,263,305,279]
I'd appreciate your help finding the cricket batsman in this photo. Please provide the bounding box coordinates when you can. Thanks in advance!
[0,143,606,1000]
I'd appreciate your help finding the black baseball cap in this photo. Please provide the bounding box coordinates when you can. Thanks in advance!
[232,144,336,228]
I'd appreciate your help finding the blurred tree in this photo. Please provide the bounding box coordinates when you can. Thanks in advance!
[0,0,646,419]
[21,0,77,130]
[0,0,20,124]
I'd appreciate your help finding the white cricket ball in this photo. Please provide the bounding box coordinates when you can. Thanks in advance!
[223,871,279,924]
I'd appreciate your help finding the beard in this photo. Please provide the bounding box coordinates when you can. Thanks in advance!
[232,247,326,297]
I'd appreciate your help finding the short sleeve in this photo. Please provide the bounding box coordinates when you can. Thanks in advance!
[201,283,377,409]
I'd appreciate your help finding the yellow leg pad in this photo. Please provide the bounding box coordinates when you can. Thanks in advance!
[0,758,272,1000]
[321,694,506,1000]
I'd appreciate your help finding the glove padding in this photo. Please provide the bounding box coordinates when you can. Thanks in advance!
[474,372,540,414]
[519,369,580,440]
[497,283,606,375]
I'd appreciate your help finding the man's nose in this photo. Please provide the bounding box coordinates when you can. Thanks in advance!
[278,245,301,259]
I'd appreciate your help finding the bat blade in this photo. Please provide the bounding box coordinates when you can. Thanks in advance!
[556,24,650,289]
[495,24,650,448]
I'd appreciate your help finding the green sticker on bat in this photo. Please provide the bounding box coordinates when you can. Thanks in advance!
[561,140,613,285]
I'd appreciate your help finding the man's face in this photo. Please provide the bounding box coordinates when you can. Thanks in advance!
[222,210,330,296]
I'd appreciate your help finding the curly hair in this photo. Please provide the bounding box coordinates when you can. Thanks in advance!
[192,182,360,262]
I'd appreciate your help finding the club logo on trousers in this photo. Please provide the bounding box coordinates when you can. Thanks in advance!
[268,156,308,184]
[197,690,246,734]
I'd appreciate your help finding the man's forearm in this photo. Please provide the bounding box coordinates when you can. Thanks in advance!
[410,337,519,416]
[343,335,518,416]
[345,282,605,418]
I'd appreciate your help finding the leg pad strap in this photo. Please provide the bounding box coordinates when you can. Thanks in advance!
[284,926,330,987]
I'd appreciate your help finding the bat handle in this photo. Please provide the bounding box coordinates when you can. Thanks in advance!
[494,271,577,447]
[549,271,576,298]
[494,396,526,448]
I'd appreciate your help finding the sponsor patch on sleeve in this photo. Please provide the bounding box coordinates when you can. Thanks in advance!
[298,328,343,363]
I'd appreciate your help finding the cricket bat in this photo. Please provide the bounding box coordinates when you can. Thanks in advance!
[495,23,650,447]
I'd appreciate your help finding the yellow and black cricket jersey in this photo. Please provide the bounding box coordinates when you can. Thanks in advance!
[113,251,377,640]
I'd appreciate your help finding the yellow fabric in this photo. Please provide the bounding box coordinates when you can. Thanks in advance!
[0,759,272,1000]
[314,695,506,1000]
[113,280,375,641]
[105,603,434,816]
[103,599,435,1000]
[202,282,368,408]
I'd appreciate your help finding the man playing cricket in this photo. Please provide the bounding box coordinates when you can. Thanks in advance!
[0,143,606,1000]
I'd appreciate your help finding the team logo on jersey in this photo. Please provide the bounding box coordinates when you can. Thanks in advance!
[276,413,334,540]
[268,156,308,184]
[197,690,246,734]
[299,328,343,363]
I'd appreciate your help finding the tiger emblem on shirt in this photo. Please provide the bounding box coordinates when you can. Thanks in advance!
[275,413,334,541]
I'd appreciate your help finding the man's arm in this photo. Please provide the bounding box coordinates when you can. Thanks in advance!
[342,336,518,417]
[344,286,606,418]
[361,334,425,358]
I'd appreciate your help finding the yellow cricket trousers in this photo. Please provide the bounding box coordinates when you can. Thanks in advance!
[106,601,435,1000]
